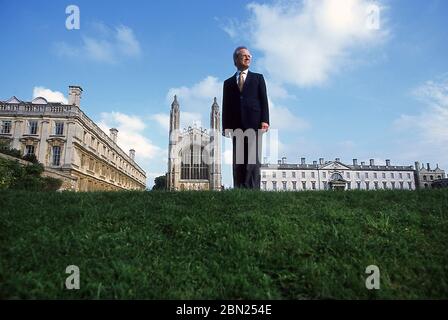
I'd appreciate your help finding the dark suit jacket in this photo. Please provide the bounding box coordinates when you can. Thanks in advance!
[222,71,269,133]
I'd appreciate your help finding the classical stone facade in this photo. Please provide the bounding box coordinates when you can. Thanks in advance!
[261,157,422,191]
[0,86,146,191]
[167,96,222,191]
[431,178,448,189]
[414,161,446,189]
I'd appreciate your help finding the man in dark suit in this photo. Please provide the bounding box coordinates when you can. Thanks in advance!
[222,46,270,189]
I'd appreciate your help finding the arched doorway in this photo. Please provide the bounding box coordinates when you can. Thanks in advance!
[329,172,348,191]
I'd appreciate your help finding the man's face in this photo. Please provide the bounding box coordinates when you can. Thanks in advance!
[236,49,251,70]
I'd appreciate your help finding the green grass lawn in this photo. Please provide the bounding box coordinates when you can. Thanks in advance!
[0,189,447,299]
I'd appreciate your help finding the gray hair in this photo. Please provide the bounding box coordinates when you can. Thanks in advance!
[233,46,248,65]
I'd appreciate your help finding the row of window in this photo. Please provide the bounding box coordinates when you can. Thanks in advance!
[422,175,442,181]
[82,130,141,180]
[180,146,210,180]
[262,180,413,191]
[0,120,12,134]
[25,141,138,179]
[23,144,61,166]
[180,165,209,180]
[25,145,35,156]
[80,153,136,186]
[0,120,64,135]
[25,142,140,181]
[262,170,413,180]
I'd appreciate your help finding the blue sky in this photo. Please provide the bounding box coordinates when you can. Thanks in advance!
[1,0,447,188]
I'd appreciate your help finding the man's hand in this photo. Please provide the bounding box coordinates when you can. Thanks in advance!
[261,122,269,133]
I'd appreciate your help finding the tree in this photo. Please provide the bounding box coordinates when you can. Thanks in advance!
[152,175,167,190]
[0,156,62,191]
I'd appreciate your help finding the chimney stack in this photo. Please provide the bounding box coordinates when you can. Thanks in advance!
[68,85,83,107]
[282,157,286,164]
[427,163,431,171]
[313,160,317,165]
[386,159,391,167]
[415,161,420,171]
[370,159,375,166]
[129,149,135,161]
[353,159,358,166]
[319,158,324,165]
[361,161,365,166]
[110,128,118,143]
[335,157,340,162]
[301,157,306,165]
[278,160,282,165]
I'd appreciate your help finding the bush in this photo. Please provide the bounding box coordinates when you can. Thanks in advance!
[10,175,44,191]
[25,163,44,176]
[0,147,22,158]
[0,157,62,191]
[0,158,24,189]
[0,139,12,151]
[0,163,16,189]
[22,153,39,164]
[41,177,63,191]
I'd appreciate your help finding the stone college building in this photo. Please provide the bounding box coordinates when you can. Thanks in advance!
[0,86,146,191]
[261,157,445,191]
[166,95,222,191]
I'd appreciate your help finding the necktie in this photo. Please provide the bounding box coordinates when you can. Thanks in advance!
[238,71,245,92]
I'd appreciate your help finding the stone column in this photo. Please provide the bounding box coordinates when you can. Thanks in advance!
[11,119,24,151]
[63,121,77,169]
[37,120,50,165]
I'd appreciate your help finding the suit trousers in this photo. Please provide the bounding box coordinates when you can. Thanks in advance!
[232,130,262,189]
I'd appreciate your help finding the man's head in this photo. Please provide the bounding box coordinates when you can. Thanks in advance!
[233,46,252,71]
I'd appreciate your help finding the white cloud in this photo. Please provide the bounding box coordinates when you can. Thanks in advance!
[82,36,116,63]
[32,87,68,104]
[393,77,448,168]
[278,136,322,161]
[115,25,141,56]
[226,0,388,87]
[269,101,310,131]
[166,76,222,129]
[100,111,146,132]
[151,113,170,131]
[167,76,222,110]
[395,78,448,145]
[414,79,448,112]
[218,17,247,40]
[151,111,204,132]
[223,148,233,165]
[53,42,80,58]
[55,23,141,63]
[97,111,162,161]
[180,111,204,129]
[266,80,296,100]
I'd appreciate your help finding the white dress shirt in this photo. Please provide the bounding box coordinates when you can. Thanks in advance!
[235,69,248,86]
